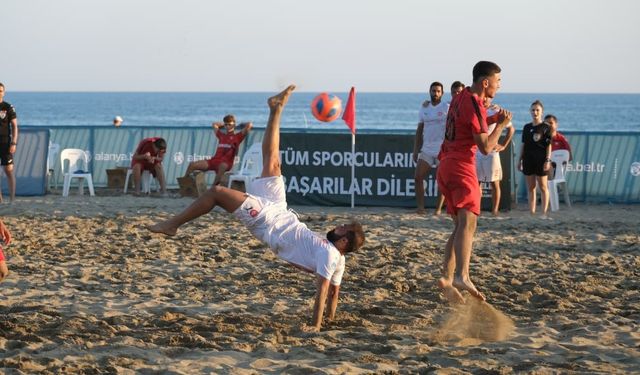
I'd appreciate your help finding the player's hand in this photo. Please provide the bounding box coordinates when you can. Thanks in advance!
[498,109,512,127]
[0,220,11,246]
[412,152,418,163]
[494,144,505,152]
[144,152,153,162]
[543,161,551,172]
[212,122,223,129]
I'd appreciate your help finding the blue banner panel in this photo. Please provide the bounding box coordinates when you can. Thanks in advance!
[513,131,640,204]
[29,125,640,204]
[1,128,49,196]
[44,126,264,189]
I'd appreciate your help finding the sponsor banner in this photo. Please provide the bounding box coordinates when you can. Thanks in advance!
[280,132,512,209]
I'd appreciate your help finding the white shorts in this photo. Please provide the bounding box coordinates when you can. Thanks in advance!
[417,152,439,168]
[476,153,502,182]
[232,176,287,240]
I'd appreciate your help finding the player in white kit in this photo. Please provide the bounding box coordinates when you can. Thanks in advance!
[147,85,365,331]
[476,97,515,215]
[413,81,448,214]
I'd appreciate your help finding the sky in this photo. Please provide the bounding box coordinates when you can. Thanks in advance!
[2,0,639,93]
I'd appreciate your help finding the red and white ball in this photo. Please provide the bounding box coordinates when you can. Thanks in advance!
[311,93,342,122]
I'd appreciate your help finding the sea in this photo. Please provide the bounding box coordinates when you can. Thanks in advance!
[8,92,640,133]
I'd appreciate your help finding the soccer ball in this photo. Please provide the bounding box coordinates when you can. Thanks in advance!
[311,93,342,122]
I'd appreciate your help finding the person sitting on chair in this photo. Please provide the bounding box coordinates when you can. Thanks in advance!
[147,85,366,331]
[131,137,167,195]
[183,115,253,186]
[545,114,572,180]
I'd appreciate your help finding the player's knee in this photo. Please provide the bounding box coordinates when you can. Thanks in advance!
[265,159,281,173]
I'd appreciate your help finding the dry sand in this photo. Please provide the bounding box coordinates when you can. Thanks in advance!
[0,192,638,374]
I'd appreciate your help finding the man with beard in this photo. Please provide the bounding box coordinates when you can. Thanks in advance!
[413,81,448,215]
[147,85,365,331]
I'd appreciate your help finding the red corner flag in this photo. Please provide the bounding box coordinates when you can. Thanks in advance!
[342,87,356,134]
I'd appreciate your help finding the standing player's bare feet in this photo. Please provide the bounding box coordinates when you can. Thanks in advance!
[438,277,465,304]
[268,85,296,109]
[453,275,486,301]
[146,222,178,236]
[416,208,426,215]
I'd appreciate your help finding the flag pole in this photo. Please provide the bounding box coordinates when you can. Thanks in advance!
[342,86,356,209]
[351,132,355,208]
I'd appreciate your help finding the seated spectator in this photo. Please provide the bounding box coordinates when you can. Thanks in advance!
[183,114,253,186]
[545,114,572,179]
[131,137,167,195]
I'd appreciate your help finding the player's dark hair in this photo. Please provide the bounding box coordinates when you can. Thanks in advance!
[154,138,167,150]
[472,61,501,83]
[531,100,544,110]
[430,81,444,91]
[544,114,557,122]
[450,81,464,91]
[223,114,236,124]
[343,220,365,254]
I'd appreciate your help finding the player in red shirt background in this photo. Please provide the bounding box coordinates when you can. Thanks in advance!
[183,114,253,186]
[545,114,572,180]
[131,137,168,195]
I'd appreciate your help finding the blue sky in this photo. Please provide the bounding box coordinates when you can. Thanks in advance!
[2,0,639,93]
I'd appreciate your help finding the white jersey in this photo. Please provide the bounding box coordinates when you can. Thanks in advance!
[418,101,448,156]
[233,176,346,285]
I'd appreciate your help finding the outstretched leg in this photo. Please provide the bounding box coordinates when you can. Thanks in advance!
[261,85,296,178]
[147,185,246,236]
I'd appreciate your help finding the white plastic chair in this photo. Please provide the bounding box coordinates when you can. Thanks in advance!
[61,148,95,197]
[124,169,155,194]
[227,143,263,192]
[47,142,61,190]
[548,150,571,211]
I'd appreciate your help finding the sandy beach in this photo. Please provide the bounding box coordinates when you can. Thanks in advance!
[0,192,638,374]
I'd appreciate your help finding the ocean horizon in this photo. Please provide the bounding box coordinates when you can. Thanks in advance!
[8,92,640,132]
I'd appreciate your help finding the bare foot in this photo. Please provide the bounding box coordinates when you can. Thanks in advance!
[437,277,465,304]
[146,222,178,236]
[453,275,486,301]
[492,210,499,216]
[434,210,442,216]
[416,208,426,215]
[268,84,296,109]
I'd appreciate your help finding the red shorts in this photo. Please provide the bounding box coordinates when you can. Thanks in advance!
[207,157,233,172]
[0,246,4,261]
[131,161,159,177]
[437,158,481,216]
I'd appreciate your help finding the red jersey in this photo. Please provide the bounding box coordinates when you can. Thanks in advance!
[132,137,164,167]
[552,132,571,153]
[439,88,488,163]
[211,130,246,164]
